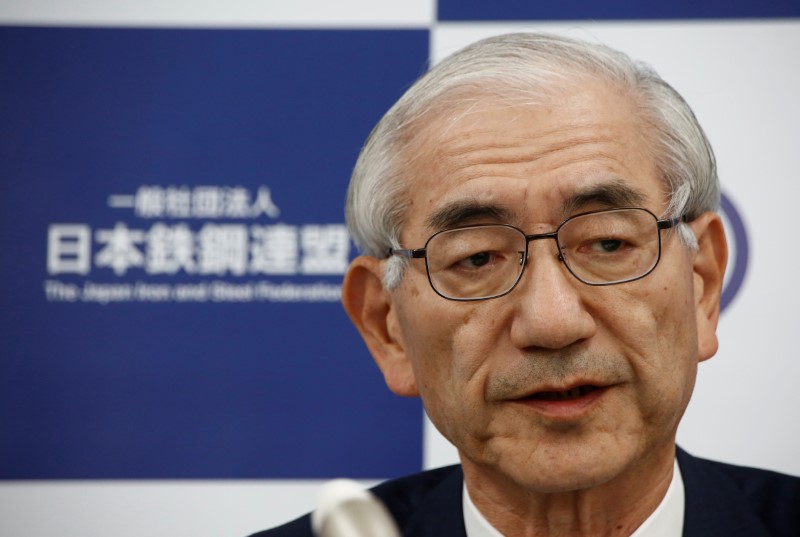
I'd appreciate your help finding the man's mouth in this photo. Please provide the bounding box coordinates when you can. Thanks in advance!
[527,385,600,401]
[508,383,609,418]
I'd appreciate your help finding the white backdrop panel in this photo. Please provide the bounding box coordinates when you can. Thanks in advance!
[427,19,800,476]
[0,0,435,27]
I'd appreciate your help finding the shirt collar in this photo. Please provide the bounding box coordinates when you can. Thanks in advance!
[463,459,685,537]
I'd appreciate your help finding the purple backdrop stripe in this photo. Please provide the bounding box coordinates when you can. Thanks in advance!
[719,192,749,312]
[437,0,800,21]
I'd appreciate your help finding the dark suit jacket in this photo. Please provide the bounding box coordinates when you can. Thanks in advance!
[251,448,800,536]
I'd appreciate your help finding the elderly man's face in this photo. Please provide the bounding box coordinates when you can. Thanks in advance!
[344,79,725,493]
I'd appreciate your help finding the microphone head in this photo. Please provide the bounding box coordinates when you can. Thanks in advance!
[312,479,401,537]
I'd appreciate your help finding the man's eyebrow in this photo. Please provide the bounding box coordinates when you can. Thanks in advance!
[560,181,648,216]
[426,201,515,231]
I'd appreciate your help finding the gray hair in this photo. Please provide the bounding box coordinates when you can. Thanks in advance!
[345,32,719,288]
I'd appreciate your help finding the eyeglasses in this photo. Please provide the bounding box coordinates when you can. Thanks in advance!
[388,207,684,301]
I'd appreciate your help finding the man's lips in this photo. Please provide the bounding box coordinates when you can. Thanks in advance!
[507,383,611,418]
[525,385,600,401]
[508,380,609,401]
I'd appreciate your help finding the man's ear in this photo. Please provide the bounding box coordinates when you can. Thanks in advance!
[342,256,420,397]
[688,212,728,362]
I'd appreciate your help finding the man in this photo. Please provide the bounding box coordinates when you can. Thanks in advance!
[254,33,800,536]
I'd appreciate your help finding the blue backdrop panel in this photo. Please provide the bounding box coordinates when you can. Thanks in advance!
[438,0,800,21]
[0,27,428,479]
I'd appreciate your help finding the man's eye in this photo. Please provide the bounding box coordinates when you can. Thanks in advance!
[458,251,493,268]
[591,239,623,253]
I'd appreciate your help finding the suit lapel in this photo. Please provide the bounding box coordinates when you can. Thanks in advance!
[401,466,467,537]
[678,448,772,537]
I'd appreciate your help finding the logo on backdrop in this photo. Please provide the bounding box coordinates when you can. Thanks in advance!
[719,191,748,312]
[44,185,348,304]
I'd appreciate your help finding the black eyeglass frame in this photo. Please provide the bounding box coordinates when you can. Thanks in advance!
[388,207,687,301]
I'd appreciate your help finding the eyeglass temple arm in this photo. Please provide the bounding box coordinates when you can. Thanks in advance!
[657,215,689,230]
[388,247,427,259]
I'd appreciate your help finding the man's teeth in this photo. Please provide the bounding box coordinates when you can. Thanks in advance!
[533,386,597,401]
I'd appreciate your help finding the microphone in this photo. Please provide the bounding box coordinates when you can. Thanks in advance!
[312,479,401,537]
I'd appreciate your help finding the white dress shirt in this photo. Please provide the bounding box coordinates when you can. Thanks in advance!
[463,459,684,537]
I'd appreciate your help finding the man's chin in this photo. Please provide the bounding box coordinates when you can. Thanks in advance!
[520,465,620,494]
[485,446,638,495]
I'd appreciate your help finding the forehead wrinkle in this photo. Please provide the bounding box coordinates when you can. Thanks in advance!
[435,142,625,193]
[435,118,618,162]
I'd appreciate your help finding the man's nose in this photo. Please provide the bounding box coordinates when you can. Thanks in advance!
[508,239,596,350]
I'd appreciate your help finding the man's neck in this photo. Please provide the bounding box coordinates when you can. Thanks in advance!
[461,448,676,537]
